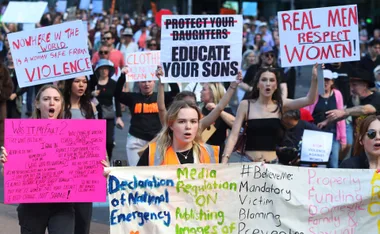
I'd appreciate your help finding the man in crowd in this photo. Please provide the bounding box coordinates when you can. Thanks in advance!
[359,38,380,74]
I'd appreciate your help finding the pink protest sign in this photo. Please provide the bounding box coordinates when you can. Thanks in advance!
[4,119,107,204]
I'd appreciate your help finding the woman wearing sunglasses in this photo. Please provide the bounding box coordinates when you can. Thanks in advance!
[340,115,380,169]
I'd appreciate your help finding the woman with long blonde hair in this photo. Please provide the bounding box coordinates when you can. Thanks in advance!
[137,100,219,166]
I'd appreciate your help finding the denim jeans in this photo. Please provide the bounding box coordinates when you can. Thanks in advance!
[328,136,340,168]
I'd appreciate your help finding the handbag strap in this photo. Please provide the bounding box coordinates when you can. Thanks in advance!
[245,100,250,126]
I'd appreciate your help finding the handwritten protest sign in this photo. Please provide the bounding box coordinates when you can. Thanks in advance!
[108,163,379,233]
[4,119,107,204]
[277,5,360,67]
[125,51,160,82]
[301,130,333,162]
[2,1,47,23]
[7,20,92,88]
[161,15,242,83]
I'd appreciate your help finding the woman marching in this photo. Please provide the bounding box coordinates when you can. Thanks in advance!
[222,64,319,164]
[1,85,75,234]
[63,76,97,234]
[137,100,219,166]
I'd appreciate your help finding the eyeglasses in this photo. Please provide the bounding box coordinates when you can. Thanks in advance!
[149,43,157,46]
[265,53,274,58]
[99,50,109,55]
[367,129,380,139]
[102,37,112,40]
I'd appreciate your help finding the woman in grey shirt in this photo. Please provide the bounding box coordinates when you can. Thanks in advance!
[63,76,97,234]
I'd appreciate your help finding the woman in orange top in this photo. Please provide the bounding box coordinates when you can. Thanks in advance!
[137,100,219,166]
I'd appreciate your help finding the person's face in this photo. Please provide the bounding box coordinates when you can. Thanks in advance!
[99,46,109,59]
[6,51,12,62]
[99,22,105,29]
[260,26,267,33]
[261,52,274,66]
[350,80,368,96]
[102,33,114,47]
[254,34,261,43]
[151,26,158,35]
[374,30,380,39]
[148,40,158,50]
[200,83,213,103]
[324,79,334,91]
[35,88,62,119]
[170,108,199,146]
[123,35,132,43]
[257,71,277,97]
[282,116,298,129]
[113,18,119,25]
[361,120,380,157]
[247,52,256,65]
[71,76,88,97]
[139,81,154,95]
[99,67,109,77]
[371,44,380,56]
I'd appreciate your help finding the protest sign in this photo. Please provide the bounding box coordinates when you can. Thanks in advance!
[4,119,107,204]
[79,0,91,10]
[7,20,93,88]
[242,2,257,16]
[108,163,379,234]
[301,130,333,162]
[56,0,67,13]
[125,51,160,82]
[160,15,242,83]
[92,0,103,14]
[277,5,360,67]
[2,1,47,23]
[22,23,36,32]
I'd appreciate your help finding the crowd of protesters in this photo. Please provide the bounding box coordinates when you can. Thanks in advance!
[0,3,380,234]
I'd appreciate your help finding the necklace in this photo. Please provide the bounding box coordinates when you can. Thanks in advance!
[176,150,191,160]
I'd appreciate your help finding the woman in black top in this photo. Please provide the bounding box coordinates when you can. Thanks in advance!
[340,115,380,169]
[91,59,123,162]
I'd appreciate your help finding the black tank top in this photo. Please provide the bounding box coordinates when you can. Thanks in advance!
[245,118,283,151]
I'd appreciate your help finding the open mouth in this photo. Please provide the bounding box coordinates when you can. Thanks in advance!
[265,88,271,92]
[48,108,55,117]
[375,143,380,148]
[184,133,192,138]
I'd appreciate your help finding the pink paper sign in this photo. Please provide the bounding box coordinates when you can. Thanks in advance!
[4,119,107,204]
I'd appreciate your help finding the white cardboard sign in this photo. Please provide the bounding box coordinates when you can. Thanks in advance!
[8,21,93,88]
[277,5,360,67]
[125,51,160,82]
[2,1,47,23]
[301,129,333,162]
[160,15,242,83]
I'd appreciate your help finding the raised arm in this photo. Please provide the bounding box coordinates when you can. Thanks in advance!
[283,63,319,111]
[221,100,248,164]
[200,72,242,131]
[156,66,167,125]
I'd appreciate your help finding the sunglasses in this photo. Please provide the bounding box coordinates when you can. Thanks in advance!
[367,129,380,139]
[149,43,157,46]
[99,50,109,55]
[102,37,112,40]
[265,53,274,58]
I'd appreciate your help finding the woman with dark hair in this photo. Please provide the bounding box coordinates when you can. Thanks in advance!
[64,76,96,119]
[340,115,380,169]
[91,59,124,162]
[304,70,346,168]
[222,64,319,164]
[63,76,96,234]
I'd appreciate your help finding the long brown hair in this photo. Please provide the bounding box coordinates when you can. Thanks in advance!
[32,85,65,119]
[353,115,380,156]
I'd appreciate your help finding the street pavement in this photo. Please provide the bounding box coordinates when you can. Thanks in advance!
[0,65,313,233]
